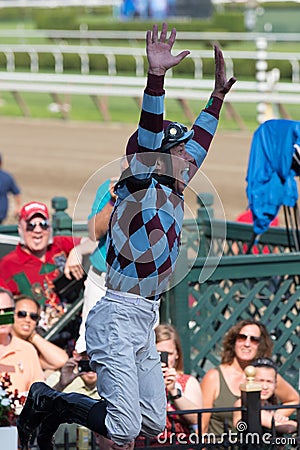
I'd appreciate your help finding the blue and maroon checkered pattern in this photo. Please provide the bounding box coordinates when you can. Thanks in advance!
[105,73,223,300]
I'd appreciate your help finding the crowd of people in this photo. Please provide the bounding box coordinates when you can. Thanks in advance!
[0,22,298,450]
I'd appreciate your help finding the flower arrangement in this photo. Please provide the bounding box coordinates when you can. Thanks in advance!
[0,373,26,427]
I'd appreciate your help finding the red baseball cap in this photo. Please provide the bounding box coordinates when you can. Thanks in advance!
[19,201,49,222]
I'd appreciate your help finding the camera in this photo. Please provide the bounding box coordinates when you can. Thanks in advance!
[77,359,94,373]
[159,351,169,366]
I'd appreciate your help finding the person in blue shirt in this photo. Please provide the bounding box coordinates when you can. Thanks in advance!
[17,23,236,450]
[64,160,127,354]
[76,178,114,351]
[0,153,21,223]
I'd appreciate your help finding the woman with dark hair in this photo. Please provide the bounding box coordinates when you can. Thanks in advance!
[200,319,299,435]
[221,319,273,364]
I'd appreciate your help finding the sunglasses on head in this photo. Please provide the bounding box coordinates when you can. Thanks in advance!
[16,310,39,322]
[26,220,49,232]
[236,333,260,344]
[252,357,277,372]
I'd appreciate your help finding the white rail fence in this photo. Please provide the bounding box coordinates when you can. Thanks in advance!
[1,44,300,83]
[0,71,299,126]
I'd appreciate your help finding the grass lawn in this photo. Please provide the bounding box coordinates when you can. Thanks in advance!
[1,91,299,132]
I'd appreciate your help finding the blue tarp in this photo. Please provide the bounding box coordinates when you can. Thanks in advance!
[246,119,300,235]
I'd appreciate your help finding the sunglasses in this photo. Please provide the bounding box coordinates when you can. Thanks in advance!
[0,307,15,313]
[236,333,261,344]
[16,310,39,322]
[26,220,49,232]
[252,358,277,372]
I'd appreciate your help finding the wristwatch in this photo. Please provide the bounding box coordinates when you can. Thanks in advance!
[169,388,182,401]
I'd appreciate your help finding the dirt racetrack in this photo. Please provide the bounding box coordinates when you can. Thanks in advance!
[1,117,253,225]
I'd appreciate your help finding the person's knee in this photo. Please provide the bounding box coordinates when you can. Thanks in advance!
[108,420,141,446]
[141,416,166,438]
[95,434,135,450]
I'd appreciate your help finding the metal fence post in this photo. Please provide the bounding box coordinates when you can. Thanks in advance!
[51,196,72,235]
[240,365,262,443]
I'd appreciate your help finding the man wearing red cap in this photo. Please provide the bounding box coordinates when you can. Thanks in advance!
[0,201,84,328]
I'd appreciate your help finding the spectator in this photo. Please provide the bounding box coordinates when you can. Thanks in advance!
[0,201,85,330]
[65,178,114,353]
[0,288,44,394]
[200,320,299,436]
[11,295,68,372]
[155,324,203,436]
[67,159,128,353]
[18,23,236,450]
[0,153,21,223]
[233,357,297,434]
[135,323,202,446]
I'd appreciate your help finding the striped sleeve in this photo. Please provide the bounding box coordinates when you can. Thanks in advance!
[186,96,223,168]
[130,74,166,180]
[138,73,165,152]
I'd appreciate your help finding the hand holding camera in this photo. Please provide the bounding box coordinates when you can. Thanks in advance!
[77,359,94,373]
[159,351,178,392]
[159,351,169,366]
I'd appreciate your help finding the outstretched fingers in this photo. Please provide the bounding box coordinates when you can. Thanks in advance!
[167,25,176,47]
[159,22,168,42]
[173,50,191,66]
[224,76,237,93]
[146,22,190,75]
[214,44,236,96]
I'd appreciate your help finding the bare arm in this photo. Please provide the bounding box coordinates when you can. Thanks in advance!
[200,368,220,433]
[234,397,298,431]
[88,178,117,241]
[88,202,114,241]
[275,374,300,416]
[29,332,69,371]
[52,357,80,392]
[164,367,202,425]
[64,237,98,280]
[13,193,22,219]
[172,375,203,425]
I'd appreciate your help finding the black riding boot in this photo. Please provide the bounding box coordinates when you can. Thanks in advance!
[17,382,108,450]
[36,413,60,450]
[17,382,61,450]
[36,394,108,450]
